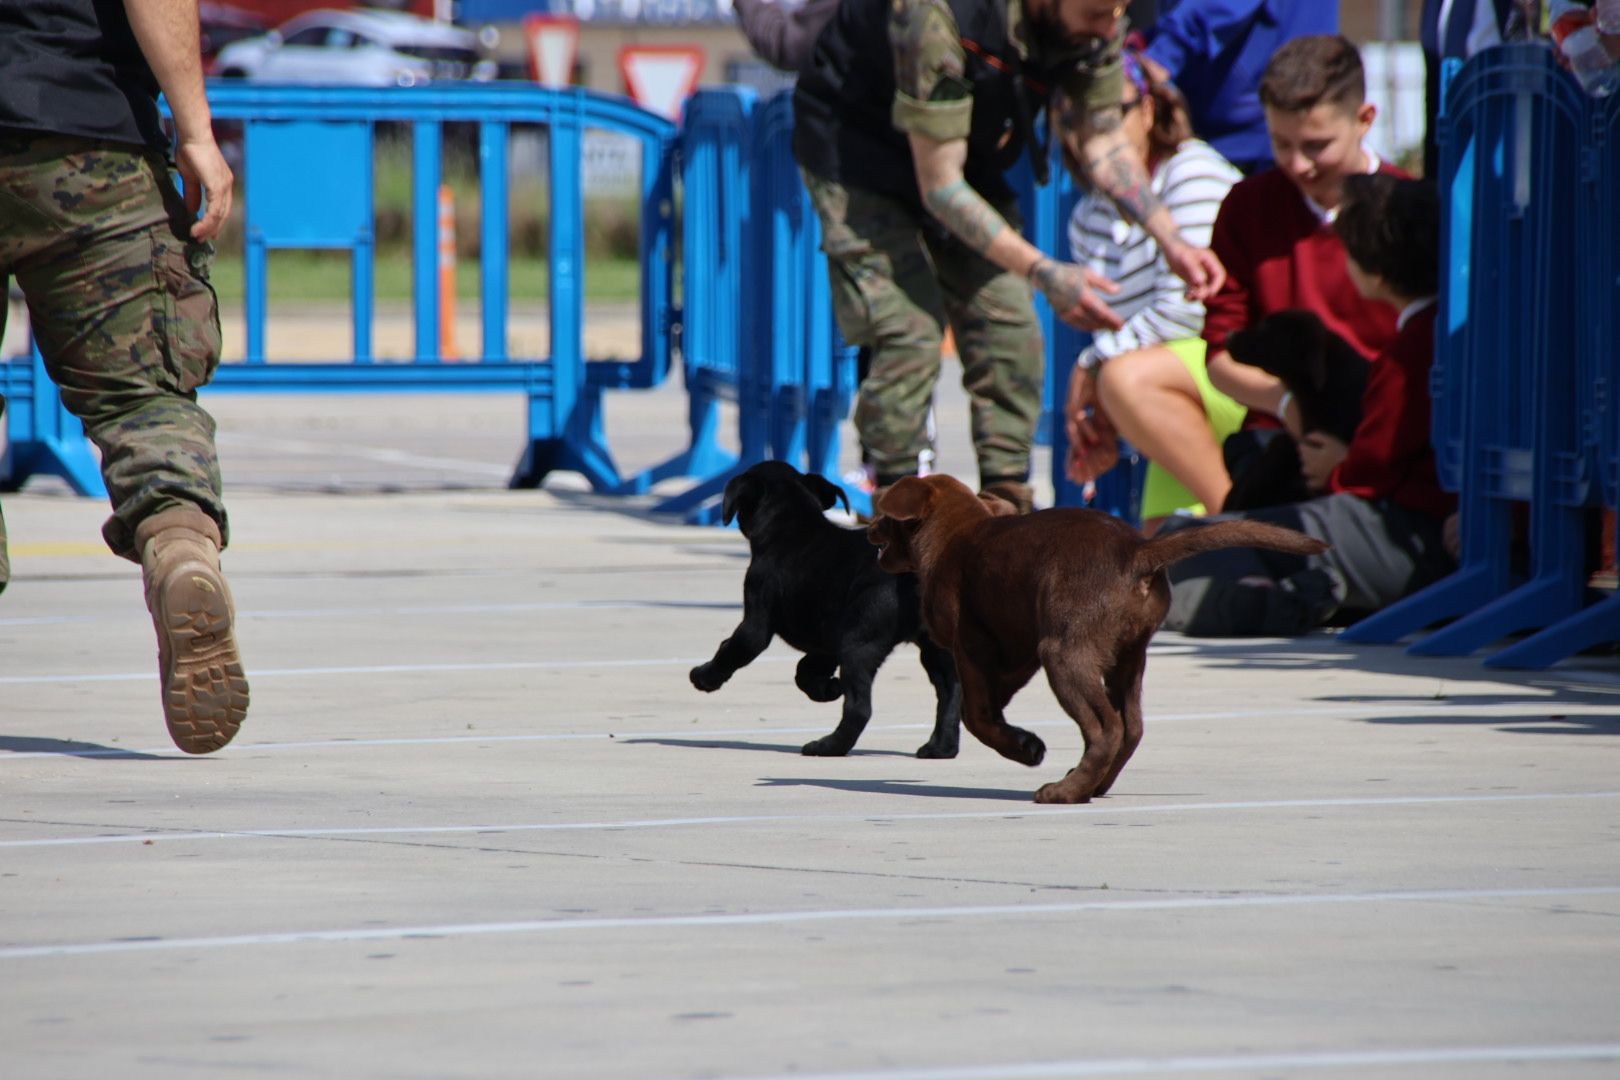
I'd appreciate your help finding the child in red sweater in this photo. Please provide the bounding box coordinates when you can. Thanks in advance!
[1159,173,1456,637]
[1203,33,1404,436]
[1073,35,1402,522]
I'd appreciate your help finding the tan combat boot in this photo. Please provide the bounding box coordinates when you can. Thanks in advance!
[135,507,249,753]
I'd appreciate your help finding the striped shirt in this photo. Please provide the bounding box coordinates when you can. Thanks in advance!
[1066,138,1241,363]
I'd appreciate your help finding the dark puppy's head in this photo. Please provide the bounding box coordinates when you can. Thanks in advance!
[721,460,849,535]
[866,476,1015,574]
[1225,308,1332,394]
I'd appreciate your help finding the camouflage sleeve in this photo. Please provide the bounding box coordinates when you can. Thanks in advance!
[1059,23,1125,116]
[890,0,973,143]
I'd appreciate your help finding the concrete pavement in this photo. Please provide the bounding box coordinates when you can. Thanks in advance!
[2,346,1619,1079]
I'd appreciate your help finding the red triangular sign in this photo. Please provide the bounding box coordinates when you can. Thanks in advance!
[523,15,578,89]
[618,46,705,122]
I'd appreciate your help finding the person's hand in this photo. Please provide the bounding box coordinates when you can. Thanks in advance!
[1298,431,1348,492]
[1064,361,1120,485]
[1031,259,1125,331]
[1162,240,1226,303]
[1442,511,1461,560]
[175,134,234,241]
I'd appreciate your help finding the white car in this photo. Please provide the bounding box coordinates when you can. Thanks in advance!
[212,8,496,86]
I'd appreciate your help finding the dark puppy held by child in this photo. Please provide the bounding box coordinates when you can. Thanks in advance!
[867,475,1326,803]
[690,460,960,758]
[1163,173,1457,638]
[1222,309,1370,512]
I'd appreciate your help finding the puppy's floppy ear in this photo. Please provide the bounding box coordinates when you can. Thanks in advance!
[801,472,850,514]
[721,472,762,527]
[978,492,1019,517]
[876,476,932,522]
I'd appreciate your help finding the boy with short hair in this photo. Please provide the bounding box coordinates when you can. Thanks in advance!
[1078,35,1404,518]
[1201,33,1406,429]
[1159,173,1457,637]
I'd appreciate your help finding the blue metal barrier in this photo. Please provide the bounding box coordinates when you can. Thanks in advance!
[0,346,106,497]
[1483,79,1620,668]
[639,86,754,506]
[654,87,859,524]
[1,82,678,495]
[749,92,856,496]
[1342,45,1600,660]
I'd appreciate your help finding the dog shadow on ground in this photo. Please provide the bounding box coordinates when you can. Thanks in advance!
[621,736,918,759]
[755,776,1034,801]
[0,736,170,760]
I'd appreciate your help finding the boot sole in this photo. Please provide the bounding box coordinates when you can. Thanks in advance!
[155,564,249,754]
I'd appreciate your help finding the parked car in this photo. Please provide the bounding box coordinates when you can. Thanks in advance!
[211,8,497,86]
[199,2,267,64]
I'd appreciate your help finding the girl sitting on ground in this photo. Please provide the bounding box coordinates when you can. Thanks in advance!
[1063,48,1245,535]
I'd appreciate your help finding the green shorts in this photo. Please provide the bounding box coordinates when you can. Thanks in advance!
[1138,338,1246,521]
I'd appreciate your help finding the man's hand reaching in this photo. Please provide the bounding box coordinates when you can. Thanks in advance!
[1030,258,1124,331]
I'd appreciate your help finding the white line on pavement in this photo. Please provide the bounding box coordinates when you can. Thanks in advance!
[0,599,732,628]
[216,432,513,477]
[2,884,1615,960]
[0,655,734,686]
[3,790,1616,848]
[0,700,1604,759]
[723,1042,1620,1080]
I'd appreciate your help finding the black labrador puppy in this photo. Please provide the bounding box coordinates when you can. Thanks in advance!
[690,460,961,758]
[1221,309,1370,512]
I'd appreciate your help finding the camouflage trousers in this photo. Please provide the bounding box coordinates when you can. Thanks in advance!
[801,169,1045,485]
[0,133,228,574]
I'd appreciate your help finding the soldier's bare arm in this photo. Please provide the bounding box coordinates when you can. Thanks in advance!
[121,0,233,239]
[1059,94,1225,301]
[907,131,1122,332]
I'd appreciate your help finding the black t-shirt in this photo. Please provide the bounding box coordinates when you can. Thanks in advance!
[0,0,166,148]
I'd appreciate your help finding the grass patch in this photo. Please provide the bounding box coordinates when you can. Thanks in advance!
[208,250,642,304]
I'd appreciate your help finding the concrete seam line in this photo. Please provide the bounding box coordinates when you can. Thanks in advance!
[1,884,1617,960]
[718,1042,1620,1080]
[3,791,1619,848]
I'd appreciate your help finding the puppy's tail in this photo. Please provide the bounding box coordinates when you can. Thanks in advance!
[1133,520,1329,576]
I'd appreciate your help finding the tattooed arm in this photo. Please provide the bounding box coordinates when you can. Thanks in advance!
[908,131,1123,331]
[1060,96,1226,302]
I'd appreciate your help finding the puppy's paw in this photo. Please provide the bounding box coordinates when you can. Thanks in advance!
[797,676,843,703]
[801,734,855,757]
[1034,781,1091,805]
[689,664,726,692]
[915,739,959,760]
[1005,729,1046,768]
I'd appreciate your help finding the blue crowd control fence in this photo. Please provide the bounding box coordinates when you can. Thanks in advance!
[641,85,755,506]
[1341,44,1617,667]
[2,82,679,495]
[0,346,107,497]
[653,87,858,525]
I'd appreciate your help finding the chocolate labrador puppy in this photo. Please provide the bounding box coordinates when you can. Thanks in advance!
[1222,309,1370,512]
[868,475,1327,802]
[691,461,960,758]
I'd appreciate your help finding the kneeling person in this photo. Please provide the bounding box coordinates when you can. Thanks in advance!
[1161,174,1456,637]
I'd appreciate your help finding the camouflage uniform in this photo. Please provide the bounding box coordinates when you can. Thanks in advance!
[0,132,229,574]
[804,0,1123,489]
